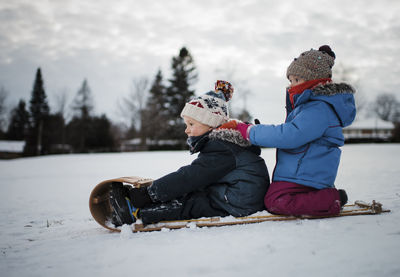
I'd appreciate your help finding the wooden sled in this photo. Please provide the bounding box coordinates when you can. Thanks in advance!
[89,176,391,233]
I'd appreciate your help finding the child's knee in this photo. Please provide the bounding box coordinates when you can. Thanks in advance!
[264,193,290,214]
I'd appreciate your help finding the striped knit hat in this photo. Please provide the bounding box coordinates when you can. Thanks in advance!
[180,80,234,127]
[287,45,336,81]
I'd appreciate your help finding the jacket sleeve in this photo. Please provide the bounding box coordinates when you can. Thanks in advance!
[249,102,332,149]
[148,141,236,202]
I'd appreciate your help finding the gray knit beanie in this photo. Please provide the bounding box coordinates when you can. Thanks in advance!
[286,45,336,81]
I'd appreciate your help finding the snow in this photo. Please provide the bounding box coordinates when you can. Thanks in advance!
[0,144,399,277]
[0,140,24,153]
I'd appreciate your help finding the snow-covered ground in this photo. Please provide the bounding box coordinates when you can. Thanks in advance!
[0,144,399,277]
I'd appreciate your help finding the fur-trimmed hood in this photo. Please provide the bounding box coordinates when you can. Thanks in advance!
[209,128,252,148]
[187,128,257,155]
[312,82,356,96]
[292,82,356,127]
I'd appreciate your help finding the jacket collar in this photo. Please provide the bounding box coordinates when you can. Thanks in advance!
[288,78,331,109]
[187,128,256,154]
[287,82,355,110]
[285,82,356,127]
[209,129,252,147]
[187,131,210,154]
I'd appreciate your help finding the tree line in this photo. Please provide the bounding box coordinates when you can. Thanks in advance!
[1,48,399,157]
[0,47,213,155]
[2,68,119,156]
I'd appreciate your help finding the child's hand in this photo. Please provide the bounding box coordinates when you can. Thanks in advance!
[218,120,253,141]
[218,120,238,130]
[236,122,253,141]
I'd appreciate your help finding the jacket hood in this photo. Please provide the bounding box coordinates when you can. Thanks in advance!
[296,82,356,127]
[209,128,252,148]
[188,129,258,154]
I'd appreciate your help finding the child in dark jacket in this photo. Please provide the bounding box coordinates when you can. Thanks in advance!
[110,81,269,226]
[220,46,356,217]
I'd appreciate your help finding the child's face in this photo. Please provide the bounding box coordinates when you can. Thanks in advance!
[288,75,306,88]
[183,116,213,137]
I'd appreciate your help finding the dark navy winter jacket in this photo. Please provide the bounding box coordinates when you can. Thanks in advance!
[148,129,270,217]
[249,83,356,189]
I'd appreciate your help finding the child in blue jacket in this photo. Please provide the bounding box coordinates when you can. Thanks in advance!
[221,45,356,216]
[109,81,269,226]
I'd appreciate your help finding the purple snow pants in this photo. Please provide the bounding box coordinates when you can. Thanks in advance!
[264,181,341,217]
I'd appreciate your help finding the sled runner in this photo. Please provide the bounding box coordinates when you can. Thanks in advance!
[89,176,391,233]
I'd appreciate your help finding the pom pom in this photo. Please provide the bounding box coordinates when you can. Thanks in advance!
[318,45,336,59]
[215,80,234,102]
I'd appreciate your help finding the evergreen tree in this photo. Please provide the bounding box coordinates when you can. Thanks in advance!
[392,122,400,142]
[69,79,94,152]
[66,80,115,152]
[166,47,198,143]
[29,68,50,125]
[142,69,169,143]
[72,79,93,119]
[24,68,50,156]
[36,113,66,154]
[66,114,115,152]
[0,86,8,136]
[86,114,115,151]
[6,100,30,140]
[66,117,85,152]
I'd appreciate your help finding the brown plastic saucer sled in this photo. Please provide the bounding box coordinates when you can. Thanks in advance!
[89,176,390,233]
[89,176,153,232]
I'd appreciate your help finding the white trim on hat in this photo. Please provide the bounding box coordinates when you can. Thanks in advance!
[180,103,229,128]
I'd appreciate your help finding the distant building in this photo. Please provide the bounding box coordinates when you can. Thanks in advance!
[120,138,185,151]
[120,138,142,152]
[0,140,25,159]
[343,117,394,143]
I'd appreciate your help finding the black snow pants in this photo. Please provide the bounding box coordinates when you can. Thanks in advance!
[139,191,229,225]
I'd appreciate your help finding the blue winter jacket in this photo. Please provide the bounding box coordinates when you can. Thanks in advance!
[249,82,356,189]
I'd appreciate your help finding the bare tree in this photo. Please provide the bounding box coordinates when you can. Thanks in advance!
[54,89,69,118]
[333,62,366,113]
[52,89,70,148]
[119,76,149,137]
[214,63,253,121]
[373,93,400,122]
[333,62,358,83]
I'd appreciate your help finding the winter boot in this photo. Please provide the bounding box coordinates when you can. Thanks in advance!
[338,189,348,207]
[140,199,184,225]
[128,186,152,208]
[109,182,138,226]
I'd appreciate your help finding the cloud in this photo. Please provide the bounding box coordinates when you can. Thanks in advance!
[0,0,400,124]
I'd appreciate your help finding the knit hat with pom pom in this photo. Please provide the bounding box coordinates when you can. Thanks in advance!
[286,45,336,81]
[180,80,234,127]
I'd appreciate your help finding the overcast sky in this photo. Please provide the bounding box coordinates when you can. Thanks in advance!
[1,0,399,125]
